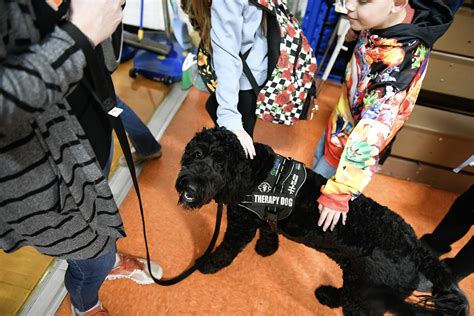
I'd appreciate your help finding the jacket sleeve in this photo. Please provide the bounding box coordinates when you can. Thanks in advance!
[0,24,89,127]
[318,41,430,212]
[210,0,245,131]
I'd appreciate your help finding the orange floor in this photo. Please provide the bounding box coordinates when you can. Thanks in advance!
[57,83,473,315]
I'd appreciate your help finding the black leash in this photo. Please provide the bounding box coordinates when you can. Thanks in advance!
[80,80,224,286]
[110,109,224,285]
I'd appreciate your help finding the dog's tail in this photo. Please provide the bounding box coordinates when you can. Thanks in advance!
[408,245,470,315]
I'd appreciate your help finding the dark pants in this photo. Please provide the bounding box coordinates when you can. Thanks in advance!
[116,97,162,156]
[65,245,117,311]
[205,89,258,137]
[423,185,474,279]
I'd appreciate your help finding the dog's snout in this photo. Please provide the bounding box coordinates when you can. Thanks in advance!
[177,178,200,206]
[184,183,197,194]
[175,148,225,208]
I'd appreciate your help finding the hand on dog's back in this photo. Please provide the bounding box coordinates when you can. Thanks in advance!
[231,129,255,160]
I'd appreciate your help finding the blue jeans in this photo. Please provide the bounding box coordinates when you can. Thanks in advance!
[312,131,337,179]
[65,245,116,312]
[116,97,161,156]
[65,142,116,312]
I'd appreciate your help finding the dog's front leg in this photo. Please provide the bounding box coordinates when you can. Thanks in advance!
[198,204,259,274]
[255,229,279,257]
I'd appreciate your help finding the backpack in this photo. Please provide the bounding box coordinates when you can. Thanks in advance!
[197,0,318,126]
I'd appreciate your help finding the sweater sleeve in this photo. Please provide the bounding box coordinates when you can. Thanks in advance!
[0,25,88,127]
[318,87,405,212]
[210,0,245,131]
[318,41,430,212]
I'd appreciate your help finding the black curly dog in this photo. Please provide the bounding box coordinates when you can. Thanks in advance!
[175,127,469,315]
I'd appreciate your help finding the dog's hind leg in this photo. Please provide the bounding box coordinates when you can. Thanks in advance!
[198,204,260,274]
[315,283,382,315]
[340,286,386,316]
[319,274,386,316]
[255,229,279,257]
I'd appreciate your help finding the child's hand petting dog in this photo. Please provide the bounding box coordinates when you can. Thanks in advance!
[317,204,347,232]
[232,129,255,159]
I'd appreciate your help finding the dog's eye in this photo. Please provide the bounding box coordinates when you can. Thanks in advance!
[193,151,203,159]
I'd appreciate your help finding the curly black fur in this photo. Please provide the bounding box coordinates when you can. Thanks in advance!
[175,127,469,315]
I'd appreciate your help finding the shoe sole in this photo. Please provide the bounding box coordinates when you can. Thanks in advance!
[106,259,163,285]
[106,274,157,285]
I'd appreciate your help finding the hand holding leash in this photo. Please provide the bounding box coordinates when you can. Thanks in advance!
[232,129,255,160]
[317,204,347,232]
[69,0,124,46]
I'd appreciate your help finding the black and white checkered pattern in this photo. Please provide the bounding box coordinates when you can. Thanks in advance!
[254,0,317,126]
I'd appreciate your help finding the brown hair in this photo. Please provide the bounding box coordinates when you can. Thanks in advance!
[181,0,266,53]
[181,0,212,52]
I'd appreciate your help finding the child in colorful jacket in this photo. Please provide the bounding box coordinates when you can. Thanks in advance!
[313,0,454,231]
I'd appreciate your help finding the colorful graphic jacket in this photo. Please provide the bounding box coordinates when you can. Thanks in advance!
[317,0,453,212]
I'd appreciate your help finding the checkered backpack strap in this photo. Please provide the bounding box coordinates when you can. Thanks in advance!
[251,0,318,126]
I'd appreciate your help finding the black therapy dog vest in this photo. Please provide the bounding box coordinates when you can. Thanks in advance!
[238,154,307,231]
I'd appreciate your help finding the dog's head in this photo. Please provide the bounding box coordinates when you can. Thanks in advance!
[176,127,247,209]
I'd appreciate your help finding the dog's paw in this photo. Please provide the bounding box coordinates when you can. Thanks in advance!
[255,235,279,257]
[315,285,342,308]
[196,256,225,274]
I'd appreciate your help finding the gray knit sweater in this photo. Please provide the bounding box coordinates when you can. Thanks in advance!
[0,0,125,260]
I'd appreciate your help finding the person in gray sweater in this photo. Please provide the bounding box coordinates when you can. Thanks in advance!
[0,1,161,315]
